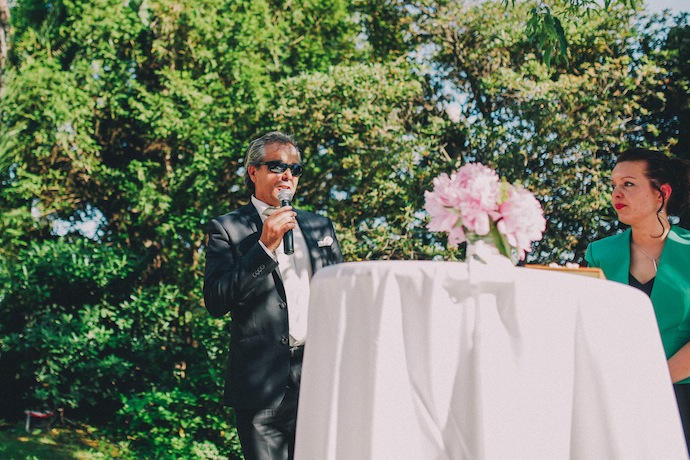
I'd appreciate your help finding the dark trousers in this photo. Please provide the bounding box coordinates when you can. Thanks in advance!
[235,348,303,460]
[674,384,690,455]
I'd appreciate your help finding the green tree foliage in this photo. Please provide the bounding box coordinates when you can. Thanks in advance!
[0,0,8,78]
[637,13,690,153]
[0,0,688,457]
[0,0,361,457]
[270,60,452,260]
[412,0,687,261]
[505,0,641,66]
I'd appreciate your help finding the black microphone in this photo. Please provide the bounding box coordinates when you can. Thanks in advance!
[278,189,294,255]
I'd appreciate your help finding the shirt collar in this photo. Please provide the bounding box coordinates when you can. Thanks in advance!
[251,195,274,222]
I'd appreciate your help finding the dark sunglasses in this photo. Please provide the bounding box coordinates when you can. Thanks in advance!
[257,160,304,177]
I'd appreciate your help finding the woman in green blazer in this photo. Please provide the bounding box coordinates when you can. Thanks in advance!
[585,148,690,448]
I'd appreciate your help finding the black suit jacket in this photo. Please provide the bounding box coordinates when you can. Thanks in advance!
[203,203,343,410]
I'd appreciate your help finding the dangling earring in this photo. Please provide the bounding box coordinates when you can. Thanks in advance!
[654,195,668,238]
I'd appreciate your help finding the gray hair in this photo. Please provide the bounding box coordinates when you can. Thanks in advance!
[243,131,302,193]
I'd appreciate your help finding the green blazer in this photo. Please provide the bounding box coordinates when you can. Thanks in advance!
[585,226,690,382]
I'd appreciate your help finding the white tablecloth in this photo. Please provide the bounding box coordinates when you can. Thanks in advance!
[295,260,687,460]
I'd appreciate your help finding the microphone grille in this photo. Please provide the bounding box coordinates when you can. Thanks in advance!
[278,189,293,202]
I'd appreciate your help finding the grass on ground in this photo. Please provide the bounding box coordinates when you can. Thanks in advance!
[0,420,128,460]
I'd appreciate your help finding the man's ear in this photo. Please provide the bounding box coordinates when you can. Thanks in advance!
[247,165,257,184]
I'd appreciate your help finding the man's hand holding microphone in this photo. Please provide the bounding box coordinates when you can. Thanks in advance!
[260,189,295,254]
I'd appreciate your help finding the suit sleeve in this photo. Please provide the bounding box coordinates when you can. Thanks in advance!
[203,218,278,318]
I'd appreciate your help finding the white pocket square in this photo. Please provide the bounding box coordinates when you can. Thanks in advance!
[317,236,334,247]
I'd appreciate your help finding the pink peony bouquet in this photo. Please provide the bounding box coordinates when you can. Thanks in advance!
[424,163,546,261]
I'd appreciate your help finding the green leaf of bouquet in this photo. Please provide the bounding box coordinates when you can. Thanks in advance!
[489,222,513,261]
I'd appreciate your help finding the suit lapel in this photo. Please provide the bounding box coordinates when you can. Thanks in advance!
[296,211,322,274]
[603,226,688,291]
[240,204,262,234]
[238,203,285,286]
[601,229,631,284]
[651,226,689,305]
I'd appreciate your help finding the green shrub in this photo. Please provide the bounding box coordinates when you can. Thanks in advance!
[113,388,242,459]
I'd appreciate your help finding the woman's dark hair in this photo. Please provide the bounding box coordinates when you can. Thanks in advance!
[616,148,690,218]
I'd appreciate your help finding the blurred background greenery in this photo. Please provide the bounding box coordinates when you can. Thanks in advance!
[1,0,688,458]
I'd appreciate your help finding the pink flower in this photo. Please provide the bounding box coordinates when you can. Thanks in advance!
[452,164,501,236]
[496,186,547,260]
[424,162,546,262]
[424,173,461,233]
[424,163,502,237]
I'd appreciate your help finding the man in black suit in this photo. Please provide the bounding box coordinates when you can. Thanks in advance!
[203,131,343,460]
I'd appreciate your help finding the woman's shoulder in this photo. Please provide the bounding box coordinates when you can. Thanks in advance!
[588,229,631,250]
[585,229,630,269]
[670,225,690,238]
[669,226,690,247]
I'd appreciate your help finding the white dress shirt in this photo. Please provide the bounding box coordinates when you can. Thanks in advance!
[252,196,312,346]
